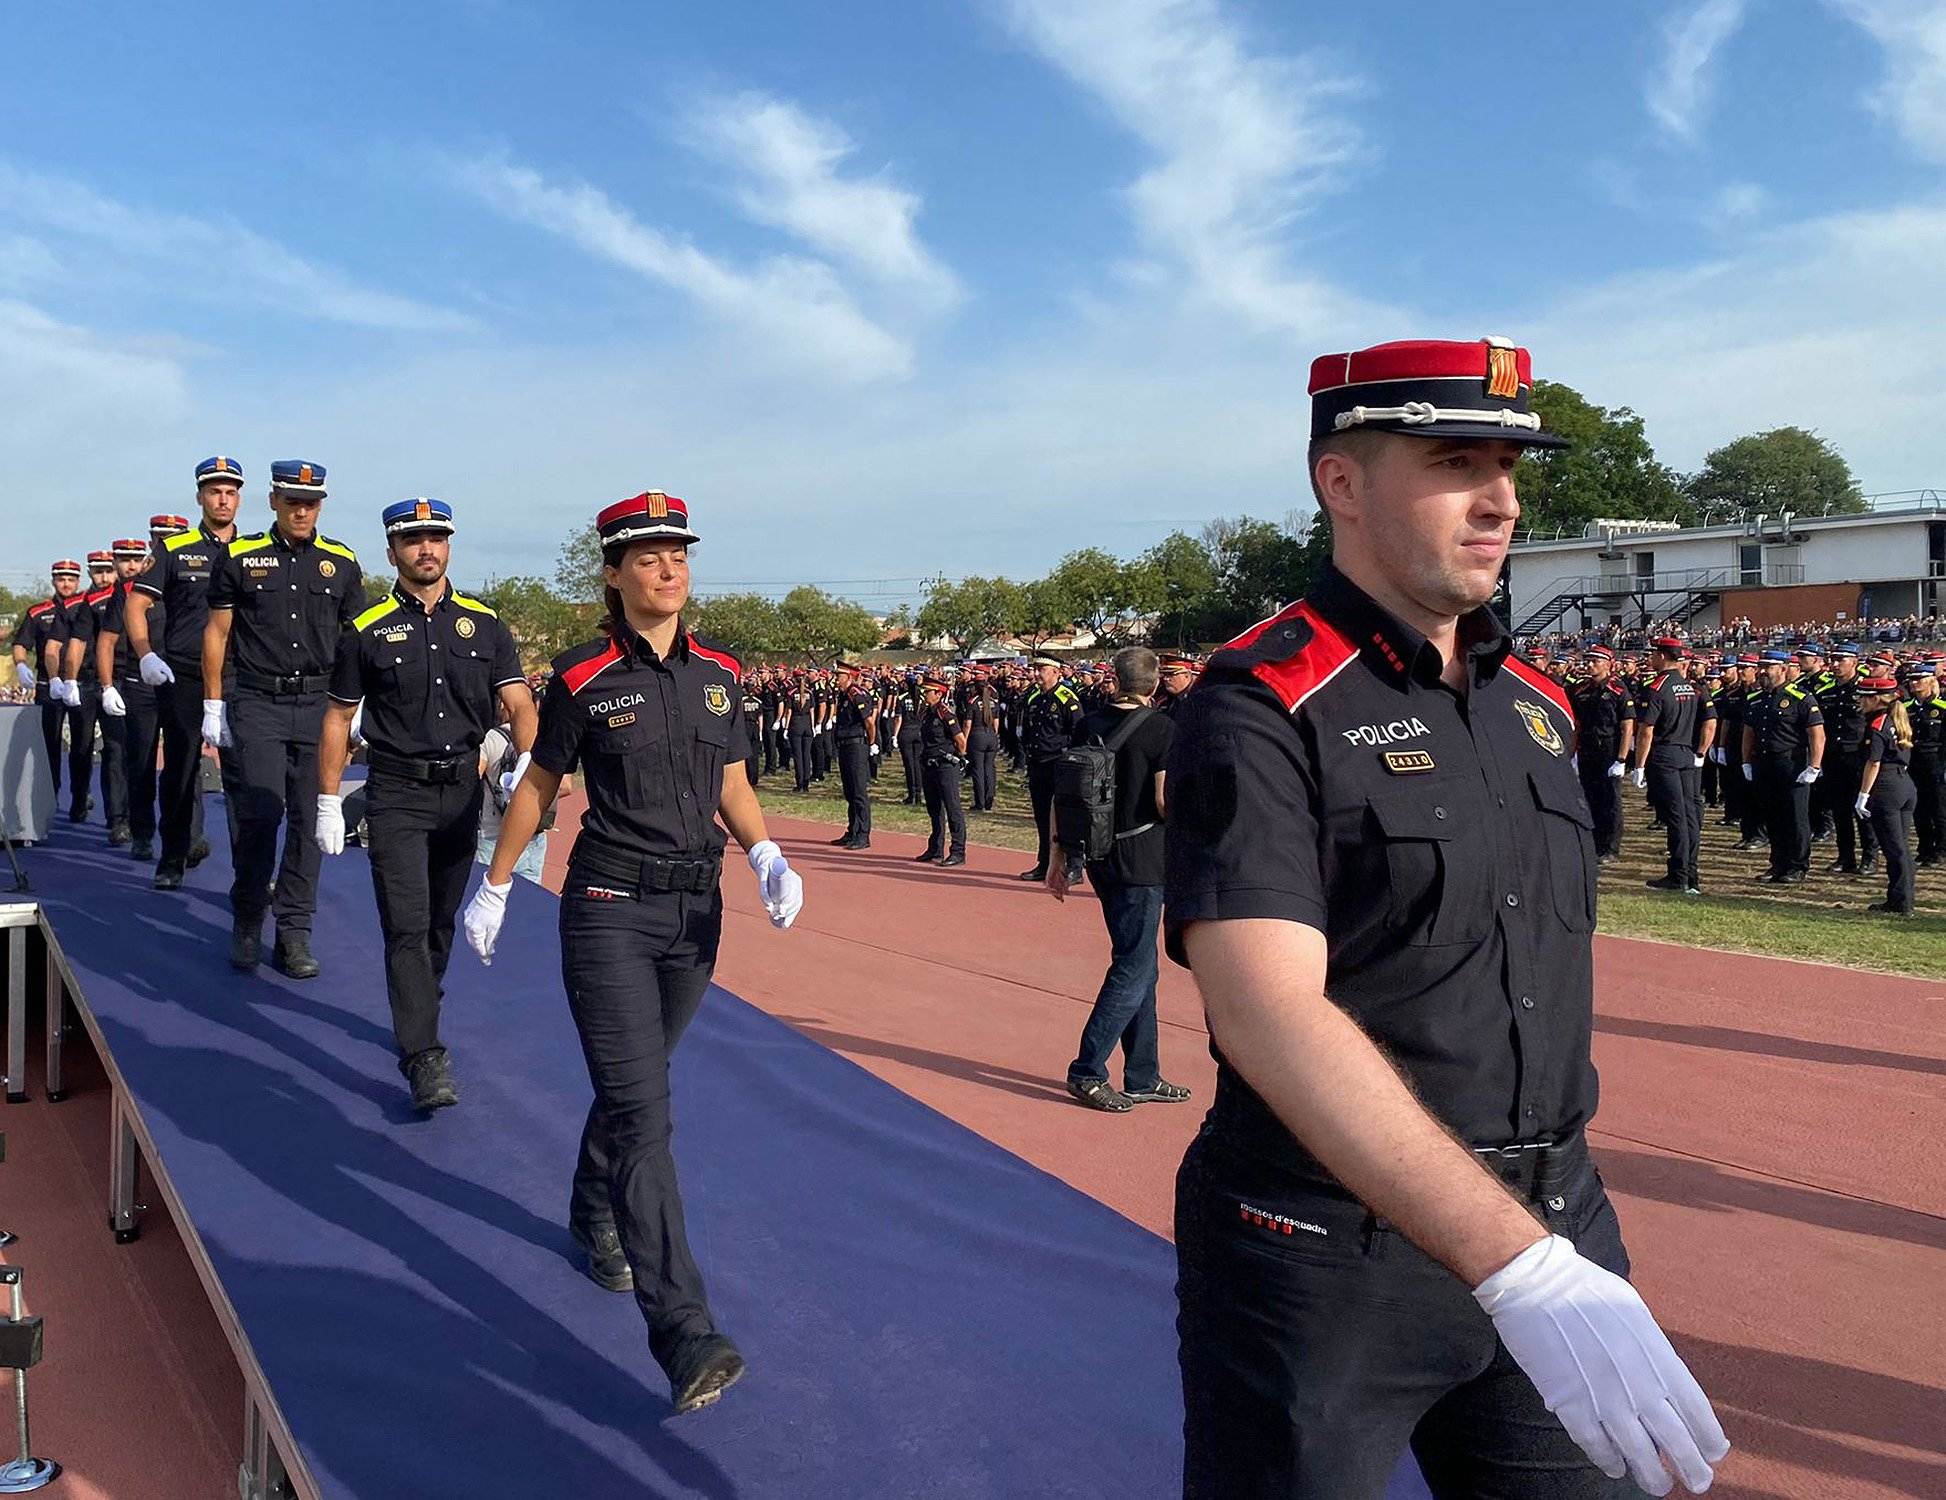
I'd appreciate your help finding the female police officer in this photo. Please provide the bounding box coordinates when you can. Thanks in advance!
[461,489,804,1415]
[1856,674,1917,915]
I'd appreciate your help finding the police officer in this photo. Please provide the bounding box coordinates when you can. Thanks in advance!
[462,488,803,1415]
[59,550,120,828]
[1165,336,1725,1498]
[964,669,1002,811]
[1856,676,1916,915]
[785,673,816,790]
[98,519,187,863]
[1018,654,1084,881]
[1731,655,1770,851]
[740,676,764,787]
[86,546,147,844]
[829,656,876,849]
[1795,645,1835,842]
[1631,637,1711,894]
[1568,645,1632,862]
[1907,664,1944,864]
[1818,646,1880,876]
[316,498,535,1110]
[1743,650,1824,884]
[128,459,247,888]
[1154,651,1198,718]
[891,673,925,803]
[11,561,81,803]
[202,460,363,976]
[916,672,968,866]
[41,558,95,821]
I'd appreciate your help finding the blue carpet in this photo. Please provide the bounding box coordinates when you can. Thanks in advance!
[25,805,1430,1500]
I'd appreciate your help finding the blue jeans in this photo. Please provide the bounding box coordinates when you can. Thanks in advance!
[1067,873,1163,1091]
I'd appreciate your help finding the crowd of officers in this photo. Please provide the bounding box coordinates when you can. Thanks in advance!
[1552,634,1937,915]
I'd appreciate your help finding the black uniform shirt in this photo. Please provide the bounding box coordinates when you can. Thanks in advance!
[77,585,117,659]
[208,528,364,682]
[1820,676,1871,754]
[1568,677,1634,758]
[1910,694,1946,757]
[968,690,1001,735]
[835,685,874,739]
[132,524,231,669]
[532,621,748,859]
[1163,562,1600,1163]
[919,699,961,757]
[13,599,61,701]
[787,685,815,726]
[328,583,525,759]
[894,688,924,739]
[101,579,162,683]
[1866,712,1910,771]
[51,592,90,654]
[1747,682,1823,757]
[1638,671,1701,766]
[1021,681,1085,759]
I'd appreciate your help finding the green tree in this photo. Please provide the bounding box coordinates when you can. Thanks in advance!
[1142,531,1218,645]
[478,575,590,664]
[914,576,1018,654]
[554,520,604,603]
[1512,379,1687,535]
[773,585,882,655]
[1685,427,1864,518]
[362,573,394,605]
[1009,577,1075,652]
[687,592,781,653]
[1047,548,1157,647]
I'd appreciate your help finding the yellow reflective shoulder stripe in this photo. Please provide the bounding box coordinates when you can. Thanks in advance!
[164,531,200,554]
[315,537,357,562]
[354,597,402,633]
[450,592,497,617]
[228,533,273,557]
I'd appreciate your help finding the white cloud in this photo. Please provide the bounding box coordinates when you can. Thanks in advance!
[0,162,472,333]
[455,155,913,383]
[1708,181,1769,225]
[996,0,1367,338]
[1824,1,1946,161]
[1646,0,1753,142]
[684,92,961,309]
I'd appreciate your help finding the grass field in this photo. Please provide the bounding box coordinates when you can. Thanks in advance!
[754,750,1946,979]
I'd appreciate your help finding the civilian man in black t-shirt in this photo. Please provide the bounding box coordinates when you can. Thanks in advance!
[1047,646,1192,1114]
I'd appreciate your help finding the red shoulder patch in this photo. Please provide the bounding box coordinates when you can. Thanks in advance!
[1505,656,1573,719]
[26,601,53,617]
[560,640,625,696]
[86,587,115,605]
[687,636,741,678]
[1228,601,1359,714]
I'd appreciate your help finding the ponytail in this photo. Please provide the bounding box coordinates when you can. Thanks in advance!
[1892,699,1914,753]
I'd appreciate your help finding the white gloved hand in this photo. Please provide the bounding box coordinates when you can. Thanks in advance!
[500,750,532,799]
[1712,747,1728,765]
[463,877,512,965]
[138,652,175,686]
[1741,763,1754,782]
[316,794,346,856]
[1854,792,1871,819]
[869,742,880,759]
[101,684,127,717]
[1474,1234,1729,1496]
[201,699,230,749]
[1795,766,1821,786]
[13,662,33,690]
[746,838,804,930]
[52,678,78,706]
[1605,760,1625,779]
[1692,755,1705,770]
[1629,766,1647,789]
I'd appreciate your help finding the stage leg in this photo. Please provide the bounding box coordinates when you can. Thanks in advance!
[241,1389,296,1500]
[108,1098,140,1243]
[4,927,23,1104]
[40,934,62,1103]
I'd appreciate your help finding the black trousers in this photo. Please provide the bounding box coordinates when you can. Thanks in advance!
[157,676,243,870]
[100,696,129,827]
[1914,753,1942,860]
[967,729,999,810]
[1868,769,1916,912]
[789,725,813,790]
[1719,751,1744,824]
[1645,758,1699,884]
[38,699,62,797]
[1576,760,1622,858]
[762,720,780,775]
[120,681,162,843]
[922,757,966,856]
[365,769,484,1058]
[229,690,326,935]
[64,691,100,818]
[898,735,923,802]
[811,727,831,780]
[1176,1137,1633,1500]
[1756,755,1811,875]
[560,861,721,1375]
[1027,756,1060,874]
[836,735,872,838]
[1825,753,1878,867]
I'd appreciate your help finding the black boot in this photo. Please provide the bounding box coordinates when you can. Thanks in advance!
[130,837,153,861]
[570,1222,634,1292]
[229,918,263,971]
[154,863,184,890]
[940,850,966,867]
[188,838,211,867]
[403,1047,459,1111]
[108,820,131,846]
[273,932,321,979]
[669,1334,747,1415]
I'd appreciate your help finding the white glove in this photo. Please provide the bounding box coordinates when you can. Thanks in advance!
[499,750,531,799]
[53,678,79,706]
[1795,766,1821,786]
[12,662,32,690]
[138,652,175,686]
[868,742,880,759]
[1629,766,1646,789]
[1741,763,1754,782]
[746,839,803,930]
[1474,1234,1728,1496]
[201,699,230,748]
[316,794,345,856]
[1605,760,1625,779]
[101,684,127,717]
[1712,747,1728,765]
[463,877,512,965]
[1854,792,1871,819]
[1691,755,1705,770]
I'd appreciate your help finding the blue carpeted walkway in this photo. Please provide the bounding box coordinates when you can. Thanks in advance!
[25,806,1430,1499]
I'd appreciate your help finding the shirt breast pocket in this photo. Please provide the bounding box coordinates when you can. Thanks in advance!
[1365,787,1490,946]
[1528,771,1596,932]
[587,724,663,808]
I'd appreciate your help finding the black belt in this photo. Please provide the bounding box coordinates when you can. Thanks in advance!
[368,749,473,785]
[1472,1131,1587,1209]
[571,836,722,897]
[236,670,331,696]
[924,752,964,768]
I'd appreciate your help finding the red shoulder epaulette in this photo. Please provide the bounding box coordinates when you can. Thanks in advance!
[1208,600,1358,713]
[26,600,53,617]
[556,636,625,696]
[1505,656,1574,719]
[86,586,116,605]
[685,630,741,678]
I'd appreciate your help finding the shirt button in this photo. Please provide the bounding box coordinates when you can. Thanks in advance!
[1505,893,1520,908]
[1433,806,1446,819]
[1523,1107,1537,1120]
[435,678,442,685]
[1520,995,1535,1010]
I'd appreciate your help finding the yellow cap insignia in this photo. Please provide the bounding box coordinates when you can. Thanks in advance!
[645,491,669,519]
[1486,346,1521,401]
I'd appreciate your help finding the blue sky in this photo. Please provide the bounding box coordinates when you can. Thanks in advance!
[6,1,1945,607]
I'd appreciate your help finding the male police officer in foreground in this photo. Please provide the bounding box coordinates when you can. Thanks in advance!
[1018,654,1084,880]
[203,461,363,976]
[1165,338,1726,1498]
[317,499,534,1110]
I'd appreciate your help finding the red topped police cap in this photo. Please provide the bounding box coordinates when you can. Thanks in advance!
[1308,336,1567,448]
[149,513,190,535]
[1582,645,1614,661]
[112,537,149,559]
[597,489,700,549]
[50,559,81,578]
[86,550,114,567]
[1860,675,1898,693]
[1650,636,1687,656]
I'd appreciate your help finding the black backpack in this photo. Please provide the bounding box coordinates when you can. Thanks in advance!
[1052,709,1154,862]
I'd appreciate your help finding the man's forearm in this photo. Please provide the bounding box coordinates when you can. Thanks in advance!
[95,632,117,688]
[1186,920,1546,1288]
[125,592,154,657]
[1633,727,1654,765]
[1808,726,1825,769]
[201,616,230,700]
[318,707,354,796]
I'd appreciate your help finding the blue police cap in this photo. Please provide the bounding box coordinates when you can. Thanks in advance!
[383,497,455,536]
[1761,649,1792,663]
[1907,662,1936,677]
[270,459,328,498]
[196,455,244,487]
[1830,643,1860,658]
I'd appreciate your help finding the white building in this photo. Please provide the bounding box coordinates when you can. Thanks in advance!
[1504,494,1946,637]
